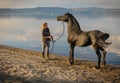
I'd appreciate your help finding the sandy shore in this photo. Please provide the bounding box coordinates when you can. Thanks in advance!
[0,45,120,83]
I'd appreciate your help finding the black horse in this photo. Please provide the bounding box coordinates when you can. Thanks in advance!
[57,13,111,69]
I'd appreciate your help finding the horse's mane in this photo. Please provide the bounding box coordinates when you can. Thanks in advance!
[68,13,82,34]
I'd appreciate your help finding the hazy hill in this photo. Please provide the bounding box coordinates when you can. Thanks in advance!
[0,7,120,18]
[0,7,68,18]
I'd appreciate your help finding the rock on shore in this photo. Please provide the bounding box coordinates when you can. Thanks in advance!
[0,45,120,83]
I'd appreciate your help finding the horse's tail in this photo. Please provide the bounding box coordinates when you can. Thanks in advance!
[96,32,111,48]
[97,39,112,48]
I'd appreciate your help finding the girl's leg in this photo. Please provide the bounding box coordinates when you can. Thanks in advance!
[42,42,45,59]
[46,41,50,59]
[46,46,49,59]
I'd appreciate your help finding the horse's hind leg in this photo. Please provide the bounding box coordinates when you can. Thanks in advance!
[93,45,102,69]
[69,43,75,65]
[99,47,106,65]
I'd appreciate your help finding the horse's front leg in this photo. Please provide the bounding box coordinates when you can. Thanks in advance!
[69,43,75,65]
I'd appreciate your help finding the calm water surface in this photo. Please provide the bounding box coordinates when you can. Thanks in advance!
[0,16,120,65]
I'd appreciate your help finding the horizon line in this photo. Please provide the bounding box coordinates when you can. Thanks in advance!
[0,6,120,10]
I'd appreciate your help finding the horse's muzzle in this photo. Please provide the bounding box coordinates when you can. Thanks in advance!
[57,16,62,21]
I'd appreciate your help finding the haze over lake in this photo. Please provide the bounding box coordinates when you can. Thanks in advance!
[0,7,120,65]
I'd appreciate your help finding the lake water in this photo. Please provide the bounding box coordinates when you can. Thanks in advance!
[0,15,120,65]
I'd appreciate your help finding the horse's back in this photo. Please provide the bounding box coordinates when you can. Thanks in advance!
[75,32,92,47]
[89,30,110,41]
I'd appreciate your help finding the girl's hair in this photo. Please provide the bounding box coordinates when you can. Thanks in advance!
[42,22,47,30]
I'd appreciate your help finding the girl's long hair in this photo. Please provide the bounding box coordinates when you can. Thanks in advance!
[42,22,47,30]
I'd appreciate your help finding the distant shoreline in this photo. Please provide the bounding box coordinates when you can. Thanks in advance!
[1,44,120,66]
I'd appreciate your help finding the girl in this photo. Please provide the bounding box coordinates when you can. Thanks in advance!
[41,22,53,59]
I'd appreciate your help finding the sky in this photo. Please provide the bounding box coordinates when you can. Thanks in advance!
[0,0,120,9]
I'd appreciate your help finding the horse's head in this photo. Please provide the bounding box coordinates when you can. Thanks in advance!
[57,13,72,22]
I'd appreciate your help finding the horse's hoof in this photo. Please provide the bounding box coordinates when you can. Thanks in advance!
[69,61,74,65]
[70,62,74,65]
[69,59,74,65]
[95,65,100,69]
[102,62,106,65]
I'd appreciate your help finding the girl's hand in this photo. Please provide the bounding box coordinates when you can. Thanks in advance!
[49,36,51,38]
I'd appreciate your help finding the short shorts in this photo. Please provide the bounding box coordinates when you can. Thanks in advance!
[42,41,50,51]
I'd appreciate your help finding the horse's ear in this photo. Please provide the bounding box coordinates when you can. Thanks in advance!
[68,13,73,16]
[67,12,70,14]
[69,13,72,16]
[65,12,72,16]
[65,12,70,15]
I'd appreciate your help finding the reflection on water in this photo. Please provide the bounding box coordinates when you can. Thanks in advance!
[0,16,120,65]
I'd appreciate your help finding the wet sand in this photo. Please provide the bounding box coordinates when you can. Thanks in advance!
[0,45,120,83]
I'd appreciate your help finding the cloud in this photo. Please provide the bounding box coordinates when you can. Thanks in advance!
[107,36,120,55]
[0,16,66,43]
[30,44,39,48]
[0,32,27,42]
[16,35,27,41]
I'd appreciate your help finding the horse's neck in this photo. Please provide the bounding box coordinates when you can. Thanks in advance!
[67,17,82,35]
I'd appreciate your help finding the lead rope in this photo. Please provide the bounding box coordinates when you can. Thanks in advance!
[54,21,65,41]
[50,21,65,53]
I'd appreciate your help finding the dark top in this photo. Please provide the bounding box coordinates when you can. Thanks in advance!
[42,28,51,42]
